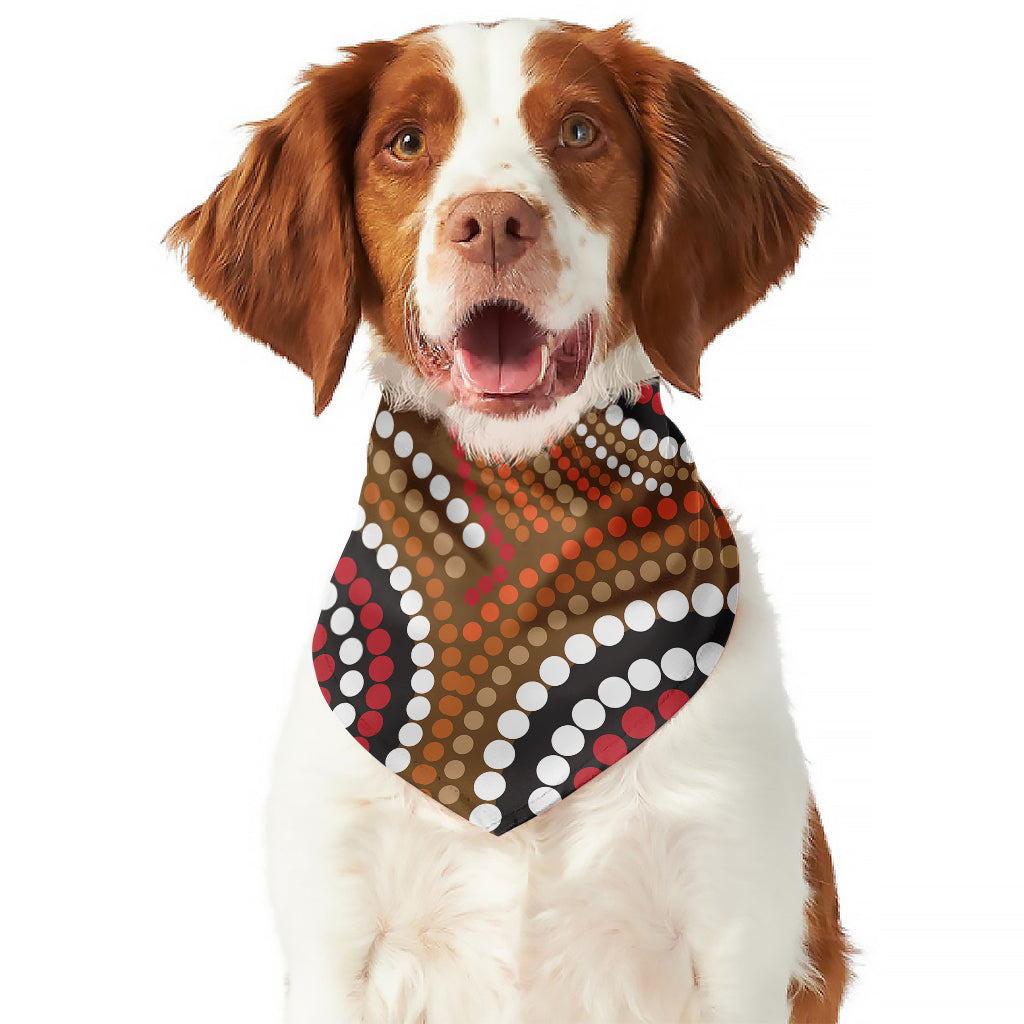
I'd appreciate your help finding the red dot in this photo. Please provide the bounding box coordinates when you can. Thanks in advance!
[471,496,486,514]
[584,527,603,547]
[358,710,383,736]
[593,734,627,765]
[683,491,704,514]
[360,603,383,629]
[348,578,371,605]
[658,689,689,720]
[652,392,664,415]
[567,467,580,481]
[489,528,504,546]
[319,686,332,704]
[587,487,600,501]
[334,556,357,585]
[622,707,656,738]
[638,382,653,403]
[608,516,627,537]
[366,628,391,655]
[631,507,652,528]
[598,495,612,510]
[313,654,335,682]
[479,576,494,595]
[458,462,471,478]
[465,588,481,606]
[355,736,370,750]
[365,683,391,709]
[479,511,493,529]
[312,624,327,652]
[368,656,394,682]
[464,479,477,496]
[499,544,515,561]
[657,498,678,520]
[492,565,508,584]
[574,766,601,789]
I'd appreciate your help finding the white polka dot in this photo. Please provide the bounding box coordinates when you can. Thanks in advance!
[619,465,630,478]
[330,606,354,635]
[645,478,657,491]
[321,582,337,610]
[385,748,410,772]
[474,771,506,800]
[528,786,562,813]
[551,724,585,756]
[375,410,394,438]
[728,583,740,613]
[412,452,432,478]
[661,647,694,681]
[406,695,431,720]
[639,428,659,451]
[539,656,570,686]
[446,498,469,523]
[657,590,688,622]
[631,471,643,485]
[624,600,656,632]
[411,669,434,693]
[339,670,364,696]
[572,698,606,730]
[400,590,422,615]
[596,445,607,458]
[516,680,547,712]
[411,642,434,667]
[585,434,596,448]
[484,739,515,769]
[429,475,451,500]
[469,804,501,831]
[621,418,640,440]
[362,523,383,549]
[598,676,631,708]
[660,482,673,496]
[376,544,397,570]
[393,430,413,458]
[658,436,679,460]
[398,722,422,745]
[339,638,363,665]
[564,634,596,664]
[537,755,570,786]
[334,702,355,727]
[407,615,430,641]
[353,505,366,530]
[697,642,724,675]
[628,658,661,690]
[692,583,724,616]
[390,566,412,592]
[576,423,587,436]
[606,404,624,426]
[498,709,529,739]
[607,455,619,469]
[679,441,693,462]
[593,615,625,646]
[463,523,486,548]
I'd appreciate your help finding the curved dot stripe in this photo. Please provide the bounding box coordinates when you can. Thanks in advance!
[314,380,740,835]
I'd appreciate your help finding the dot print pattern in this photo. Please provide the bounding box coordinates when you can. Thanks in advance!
[313,380,739,835]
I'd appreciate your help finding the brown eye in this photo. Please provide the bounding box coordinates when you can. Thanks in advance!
[559,114,598,149]
[389,126,427,162]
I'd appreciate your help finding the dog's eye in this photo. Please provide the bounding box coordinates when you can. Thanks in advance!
[559,114,598,149]
[389,127,427,162]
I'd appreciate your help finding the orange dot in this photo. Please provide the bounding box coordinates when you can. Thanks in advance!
[584,527,603,547]
[499,584,519,604]
[426,579,444,598]
[598,495,612,510]
[641,531,661,553]
[363,482,380,503]
[608,516,627,538]
[379,500,395,521]
[481,468,494,484]
[632,507,652,528]
[534,517,549,533]
[618,540,639,561]
[439,695,463,716]
[497,464,511,479]
[539,494,554,510]
[411,764,436,785]
[519,568,539,588]
[505,478,519,493]
[432,719,453,738]
[496,498,510,515]
[456,674,476,695]
[487,632,509,652]
[622,488,634,501]
[665,525,686,547]
[434,600,452,620]
[423,742,444,762]
[532,482,546,498]
[610,481,622,494]
[539,552,559,574]
[516,525,530,542]
[523,504,537,520]
[551,507,564,522]
[405,536,422,557]
[576,560,595,582]
[599,474,611,487]
[715,515,733,538]
[658,498,678,520]
[514,492,528,508]
[561,516,576,533]
[596,549,617,571]
[550,445,562,458]
[489,484,502,500]
[562,539,581,559]
[537,587,556,607]
[519,602,538,622]
[442,647,462,667]
[684,491,705,514]
[439,623,458,644]
[463,622,482,642]
[392,517,409,538]
[442,671,461,691]
[689,520,710,542]
[504,512,519,529]
[481,602,499,622]
[555,573,575,594]
[469,654,489,675]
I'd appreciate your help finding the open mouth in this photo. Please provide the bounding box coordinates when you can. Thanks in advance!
[412,300,594,414]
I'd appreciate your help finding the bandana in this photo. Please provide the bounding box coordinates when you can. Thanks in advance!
[313,381,739,835]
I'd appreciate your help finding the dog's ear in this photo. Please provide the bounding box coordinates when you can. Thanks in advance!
[165,42,398,414]
[588,24,820,395]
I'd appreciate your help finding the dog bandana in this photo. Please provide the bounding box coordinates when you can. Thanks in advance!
[313,381,739,835]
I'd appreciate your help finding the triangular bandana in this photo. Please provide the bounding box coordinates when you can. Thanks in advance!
[313,381,739,835]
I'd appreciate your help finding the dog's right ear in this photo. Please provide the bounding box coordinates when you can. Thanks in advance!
[165,41,398,414]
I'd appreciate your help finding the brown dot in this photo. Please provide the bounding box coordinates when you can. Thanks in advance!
[439,623,458,644]
[596,549,616,571]
[556,573,577,594]
[434,532,454,556]
[364,482,380,503]
[615,569,635,591]
[452,735,474,755]
[576,560,595,581]
[405,489,422,513]
[693,547,713,570]
[721,545,740,568]
[477,687,496,707]
[434,600,452,620]
[537,587,556,607]
[445,556,466,579]
[527,626,548,647]
[567,594,589,616]
[492,665,512,685]
[426,578,444,598]
[419,510,438,533]
[423,741,444,762]
[509,645,530,665]
[464,710,484,730]
[641,531,661,553]
[519,602,537,622]
[372,450,390,474]
[411,764,436,785]
[469,654,489,675]
[389,468,407,493]
[439,695,463,716]
[666,552,687,575]
[439,785,460,805]
[485,634,507,653]
[592,581,612,602]
[444,758,466,778]
[432,719,453,738]
[547,609,567,631]
[640,559,661,582]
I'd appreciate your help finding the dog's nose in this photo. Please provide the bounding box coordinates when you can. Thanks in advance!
[445,191,542,269]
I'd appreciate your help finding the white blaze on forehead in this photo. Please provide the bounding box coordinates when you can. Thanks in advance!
[415,19,612,340]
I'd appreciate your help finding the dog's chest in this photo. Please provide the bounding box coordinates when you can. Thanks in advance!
[312,382,739,835]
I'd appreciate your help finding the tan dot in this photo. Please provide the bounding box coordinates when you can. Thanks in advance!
[544,470,561,490]
[569,497,587,517]
[547,609,567,631]
[477,687,496,707]
[615,569,635,591]
[665,465,676,478]
[372,450,391,474]
[637,455,649,468]
[592,581,612,602]
[595,422,606,434]
[434,532,454,556]
[556,484,574,503]
[444,759,466,779]
[492,665,512,685]
[693,547,713,570]
[615,441,625,453]
[666,552,687,575]
[721,545,740,568]
[640,559,661,582]
[534,455,551,473]
[405,489,423,513]
[445,556,466,579]
[389,468,407,493]
[438,785,460,805]
[568,594,590,615]
[650,461,662,473]
[452,735,474,755]
[509,645,530,666]
[527,626,548,647]
[420,510,438,533]
[464,710,484,730]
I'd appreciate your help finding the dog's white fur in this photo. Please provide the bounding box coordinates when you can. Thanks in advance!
[266,20,817,1023]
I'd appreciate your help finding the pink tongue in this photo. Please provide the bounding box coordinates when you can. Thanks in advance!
[455,305,546,394]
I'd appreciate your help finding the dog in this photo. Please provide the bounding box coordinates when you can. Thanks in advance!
[167,18,851,1023]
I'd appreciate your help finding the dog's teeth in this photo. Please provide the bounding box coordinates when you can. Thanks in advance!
[537,344,550,384]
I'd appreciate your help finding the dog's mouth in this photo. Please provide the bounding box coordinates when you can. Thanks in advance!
[411,300,594,415]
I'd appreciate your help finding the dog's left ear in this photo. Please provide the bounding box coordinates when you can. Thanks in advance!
[589,25,820,395]
[165,41,398,414]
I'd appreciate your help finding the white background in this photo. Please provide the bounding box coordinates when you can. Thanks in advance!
[2,1,1021,1020]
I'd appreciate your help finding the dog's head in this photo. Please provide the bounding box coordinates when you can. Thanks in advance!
[168,19,817,455]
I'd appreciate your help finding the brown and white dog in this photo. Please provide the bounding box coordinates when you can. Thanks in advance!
[168,18,851,1023]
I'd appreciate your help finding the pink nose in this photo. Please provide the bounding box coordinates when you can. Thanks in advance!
[445,191,542,269]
